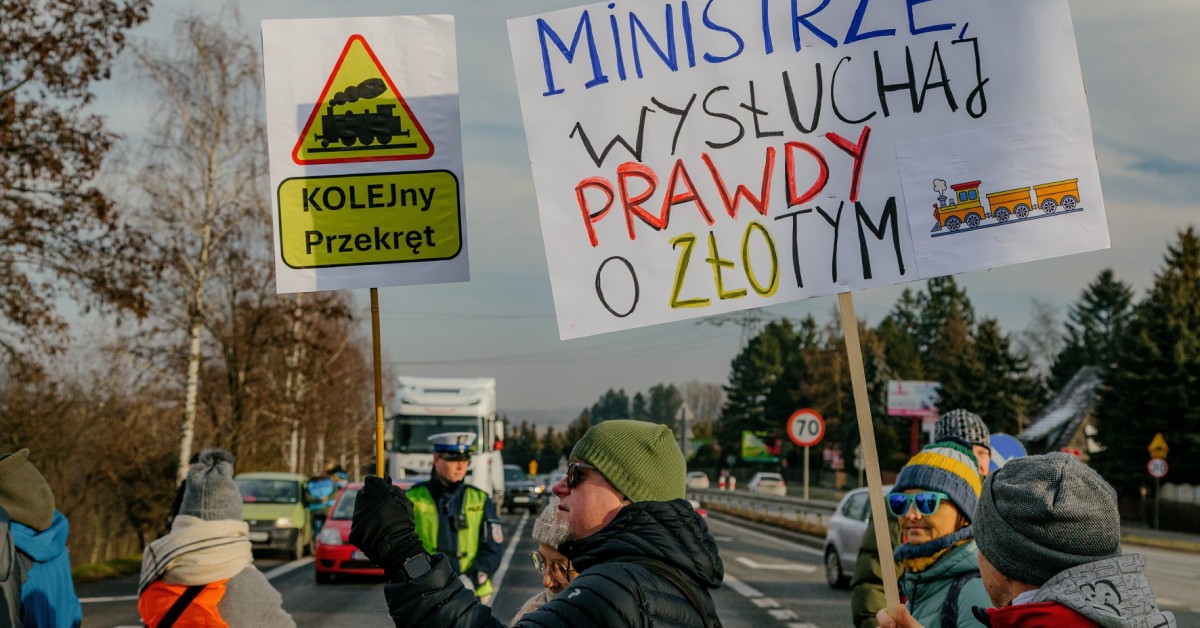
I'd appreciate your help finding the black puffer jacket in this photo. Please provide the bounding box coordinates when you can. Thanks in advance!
[381,499,724,627]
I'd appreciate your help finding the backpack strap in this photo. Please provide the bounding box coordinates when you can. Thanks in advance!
[158,584,206,628]
[625,556,721,628]
[941,571,981,627]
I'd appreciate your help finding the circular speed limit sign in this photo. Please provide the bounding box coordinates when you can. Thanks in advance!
[787,409,825,447]
[1148,458,1168,479]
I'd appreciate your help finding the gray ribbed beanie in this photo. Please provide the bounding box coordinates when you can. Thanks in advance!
[934,409,991,449]
[569,420,685,503]
[180,459,243,521]
[974,452,1120,586]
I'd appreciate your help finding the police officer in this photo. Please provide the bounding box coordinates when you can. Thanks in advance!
[405,432,503,604]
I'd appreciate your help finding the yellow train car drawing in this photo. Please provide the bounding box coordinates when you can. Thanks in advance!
[931,177,1082,233]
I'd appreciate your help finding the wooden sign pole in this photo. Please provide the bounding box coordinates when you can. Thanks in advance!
[838,292,902,612]
[371,288,386,477]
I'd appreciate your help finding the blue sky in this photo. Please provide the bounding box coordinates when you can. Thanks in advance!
[95,0,1200,417]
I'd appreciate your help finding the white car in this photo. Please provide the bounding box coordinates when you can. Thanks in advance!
[823,485,892,589]
[685,471,710,489]
[747,472,787,496]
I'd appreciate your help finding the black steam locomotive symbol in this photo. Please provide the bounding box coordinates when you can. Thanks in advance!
[311,78,415,151]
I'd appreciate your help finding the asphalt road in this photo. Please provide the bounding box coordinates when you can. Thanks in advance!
[77,510,1200,627]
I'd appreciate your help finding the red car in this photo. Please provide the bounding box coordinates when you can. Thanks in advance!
[314,476,426,583]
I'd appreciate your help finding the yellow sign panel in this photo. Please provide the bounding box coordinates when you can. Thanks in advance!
[1148,432,1169,459]
[277,171,461,269]
[292,35,433,165]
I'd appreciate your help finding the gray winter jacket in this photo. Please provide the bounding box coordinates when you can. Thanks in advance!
[1,507,27,628]
[1026,554,1175,626]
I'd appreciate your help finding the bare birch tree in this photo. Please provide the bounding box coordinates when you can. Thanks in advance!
[128,11,264,482]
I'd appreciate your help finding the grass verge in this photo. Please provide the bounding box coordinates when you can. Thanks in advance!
[73,554,142,585]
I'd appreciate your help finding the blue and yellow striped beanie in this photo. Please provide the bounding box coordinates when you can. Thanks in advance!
[892,440,982,522]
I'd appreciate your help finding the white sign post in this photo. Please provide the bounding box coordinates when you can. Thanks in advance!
[787,409,825,500]
[509,0,1105,613]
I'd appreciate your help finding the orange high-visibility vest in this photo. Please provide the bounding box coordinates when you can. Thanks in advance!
[138,579,230,628]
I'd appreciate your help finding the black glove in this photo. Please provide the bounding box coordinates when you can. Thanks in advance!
[349,475,425,576]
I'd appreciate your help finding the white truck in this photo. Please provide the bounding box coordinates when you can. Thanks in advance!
[385,376,505,505]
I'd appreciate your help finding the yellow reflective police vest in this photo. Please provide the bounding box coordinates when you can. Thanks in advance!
[407,484,494,598]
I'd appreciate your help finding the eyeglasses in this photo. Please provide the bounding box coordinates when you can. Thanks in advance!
[530,552,572,578]
[565,461,597,489]
[887,491,950,518]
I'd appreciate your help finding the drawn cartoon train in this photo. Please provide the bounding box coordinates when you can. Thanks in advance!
[314,102,408,148]
[931,178,1080,232]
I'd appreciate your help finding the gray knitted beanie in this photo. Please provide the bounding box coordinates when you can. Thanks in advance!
[180,459,243,521]
[570,420,685,503]
[934,409,991,449]
[974,452,1120,586]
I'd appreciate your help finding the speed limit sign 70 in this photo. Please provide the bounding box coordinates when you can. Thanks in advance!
[787,409,825,447]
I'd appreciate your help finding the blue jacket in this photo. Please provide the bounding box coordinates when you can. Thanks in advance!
[10,511,81,628]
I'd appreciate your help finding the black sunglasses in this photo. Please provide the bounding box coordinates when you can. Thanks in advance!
[565,461,597,489]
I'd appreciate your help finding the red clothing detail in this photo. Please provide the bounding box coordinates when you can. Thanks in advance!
[985,601,1101,627]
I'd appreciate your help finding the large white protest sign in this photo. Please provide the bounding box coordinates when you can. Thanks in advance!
[508,0,1107,339]
[263,16,468,294]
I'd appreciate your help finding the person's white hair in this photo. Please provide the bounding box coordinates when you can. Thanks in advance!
[531,497,570,548]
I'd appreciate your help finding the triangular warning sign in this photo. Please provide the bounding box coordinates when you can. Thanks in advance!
[292,35,434,165]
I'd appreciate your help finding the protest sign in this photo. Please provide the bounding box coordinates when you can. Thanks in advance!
[508,0,1107,339]
[263,16,468,294]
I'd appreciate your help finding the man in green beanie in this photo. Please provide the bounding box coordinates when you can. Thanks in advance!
[349,419,724,627]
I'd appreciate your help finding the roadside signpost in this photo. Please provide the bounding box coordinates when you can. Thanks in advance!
[1148,433,1169,529]
[787,409,825,500]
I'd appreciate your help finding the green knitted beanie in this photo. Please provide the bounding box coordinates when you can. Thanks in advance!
[0,449,56,531]
[569,420,686,503]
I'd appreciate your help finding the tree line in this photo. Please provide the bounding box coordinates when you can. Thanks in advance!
[1,8,375,563]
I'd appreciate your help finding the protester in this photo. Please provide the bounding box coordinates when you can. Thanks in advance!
[166,449,236,533]
[350,419,723,626]
[1,504,26,627]
[887,440,991,627]
[877,453,1177,627]
[0,448,83,628]
[852,409,992,627]
[139,456,294,627]
[405,432,503,604]
[511,497,576,622]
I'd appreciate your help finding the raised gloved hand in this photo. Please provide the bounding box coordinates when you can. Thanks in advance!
[349,475,425,576]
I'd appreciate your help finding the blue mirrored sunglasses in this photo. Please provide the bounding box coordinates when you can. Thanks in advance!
[886,491,950,518]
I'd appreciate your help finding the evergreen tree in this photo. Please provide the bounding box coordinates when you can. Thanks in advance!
[1094,228,1200,493]
[877,288,926,380]
[631,392,648,421]
[647,383,683,429]
[719,320,797,455]
[1049,269,1135,389]
[925,300,981,413]
[563,409,592,454]
[589,389,630,423]
[914,277,976,355]
[504,421,541,471]
[972,318,1043,434]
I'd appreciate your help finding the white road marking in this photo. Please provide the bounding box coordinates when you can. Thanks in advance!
[721,572,763,597]
[789,623,821,627]
[752,597,781,608]
[736,556,817,572]
[82,555,316,604]
[487,509,530,598]
[712,535,735,542]
[707,516,823,556]
[769,608,800,620]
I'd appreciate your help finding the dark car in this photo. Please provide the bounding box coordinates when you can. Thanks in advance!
[502,464,544,513]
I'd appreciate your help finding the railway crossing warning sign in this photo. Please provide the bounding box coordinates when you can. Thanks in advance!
[263,16,467,293]
[292,35,434,166]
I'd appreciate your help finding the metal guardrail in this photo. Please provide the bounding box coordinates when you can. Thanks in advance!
[688,487,839,534]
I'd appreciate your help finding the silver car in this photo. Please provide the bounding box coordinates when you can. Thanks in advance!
[823,485,892,588]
